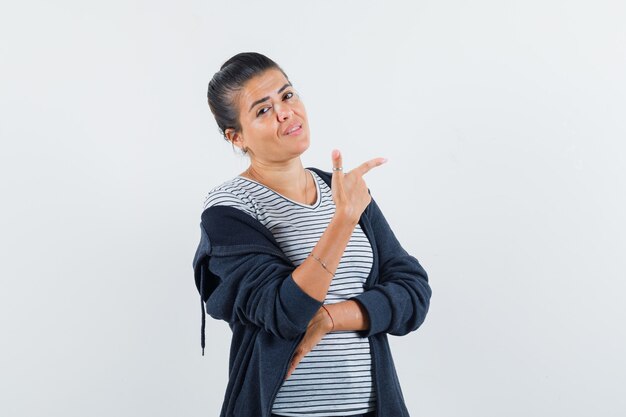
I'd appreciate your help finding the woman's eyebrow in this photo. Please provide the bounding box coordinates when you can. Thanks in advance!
[248,82,293,112]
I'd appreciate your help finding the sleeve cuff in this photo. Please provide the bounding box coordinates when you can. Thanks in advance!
[280,274,324,332]
[352,289,393,337]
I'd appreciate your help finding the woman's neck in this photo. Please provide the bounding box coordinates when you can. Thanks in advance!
[242,158,315,205]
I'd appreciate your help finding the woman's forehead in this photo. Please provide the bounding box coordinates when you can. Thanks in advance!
[240,69,291,107]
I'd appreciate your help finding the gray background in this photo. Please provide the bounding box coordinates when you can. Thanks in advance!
[1,0,625,416]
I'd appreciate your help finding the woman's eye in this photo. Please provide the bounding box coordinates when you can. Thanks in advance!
[257,92,294,116]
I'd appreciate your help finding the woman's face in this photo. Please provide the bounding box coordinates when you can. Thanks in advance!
[227,68,310,164]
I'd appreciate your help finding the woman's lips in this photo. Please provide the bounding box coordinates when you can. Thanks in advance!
[284,124,303,136]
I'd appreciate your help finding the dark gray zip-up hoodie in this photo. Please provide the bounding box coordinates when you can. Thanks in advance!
[192,167,432,417]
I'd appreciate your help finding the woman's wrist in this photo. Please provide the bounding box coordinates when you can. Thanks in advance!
[321,305,335,332]
[323,300,370,332]
[312,306,334,333]
[331,205,360,227]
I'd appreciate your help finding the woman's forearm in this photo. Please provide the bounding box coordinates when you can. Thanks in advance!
[291,209,357,301]
[291,152,385,303]
[324,300,370,332]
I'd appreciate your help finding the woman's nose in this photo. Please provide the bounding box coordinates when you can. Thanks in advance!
[276,104,293,121]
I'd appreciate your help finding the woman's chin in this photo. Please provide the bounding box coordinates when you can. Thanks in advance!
[288,135,310,155]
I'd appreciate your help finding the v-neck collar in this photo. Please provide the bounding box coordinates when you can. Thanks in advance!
[236,169,322,209]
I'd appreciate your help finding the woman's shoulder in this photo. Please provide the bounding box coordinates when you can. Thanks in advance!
[202,176,256,217]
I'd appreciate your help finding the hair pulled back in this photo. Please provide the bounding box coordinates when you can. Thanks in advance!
[207,52,289,142]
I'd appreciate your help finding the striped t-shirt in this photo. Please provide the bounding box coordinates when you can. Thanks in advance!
[203,169,376,416]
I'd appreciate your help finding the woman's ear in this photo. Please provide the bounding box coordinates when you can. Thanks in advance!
[225,128,245,151]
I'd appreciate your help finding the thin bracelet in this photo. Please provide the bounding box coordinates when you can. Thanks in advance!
[309,252,335,277]
[321,305,335,332]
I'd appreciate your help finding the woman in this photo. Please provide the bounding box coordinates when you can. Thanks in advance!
[192,52,432,417]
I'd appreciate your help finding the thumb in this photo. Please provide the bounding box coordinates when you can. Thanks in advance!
[332,149,343,173]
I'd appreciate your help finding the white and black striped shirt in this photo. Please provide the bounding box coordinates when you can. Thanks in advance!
[203,169,376,416]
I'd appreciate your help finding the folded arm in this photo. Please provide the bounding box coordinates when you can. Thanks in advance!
[351,197,432,337]
[197,204,364,341]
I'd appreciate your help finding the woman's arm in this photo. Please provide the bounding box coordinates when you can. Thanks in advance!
[285,300,369,379]
[302,197,432,337]
[290,209,357,301]
[352,196,432,337]
[287,195,430,376]
[291,150,386,301]
[323,300,370,331]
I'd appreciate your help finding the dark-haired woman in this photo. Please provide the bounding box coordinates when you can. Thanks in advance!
[193,52,432,417]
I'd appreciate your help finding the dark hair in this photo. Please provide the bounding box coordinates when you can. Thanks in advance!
[207,52,289,143]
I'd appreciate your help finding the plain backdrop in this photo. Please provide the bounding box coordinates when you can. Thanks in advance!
[1,1,625,416]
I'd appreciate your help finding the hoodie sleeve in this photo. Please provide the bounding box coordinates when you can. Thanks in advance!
[193,205,323,341]
[351,197,432,338]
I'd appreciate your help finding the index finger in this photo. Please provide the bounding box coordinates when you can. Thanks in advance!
[351,157,388,176]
